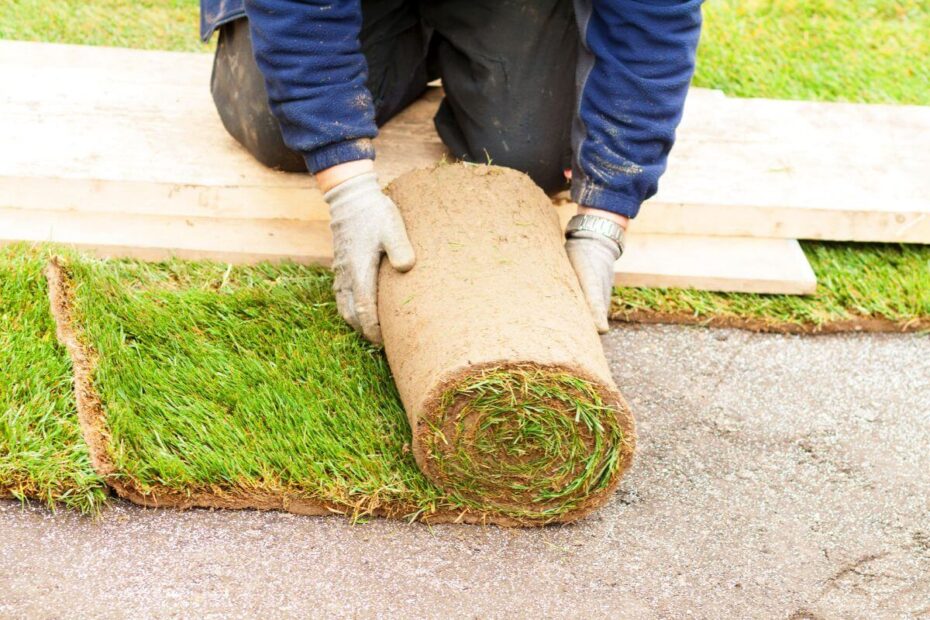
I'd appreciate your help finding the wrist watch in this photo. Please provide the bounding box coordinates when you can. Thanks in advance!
[565,214,626,256]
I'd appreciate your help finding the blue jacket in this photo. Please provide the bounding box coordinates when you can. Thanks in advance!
[201,0,702,218]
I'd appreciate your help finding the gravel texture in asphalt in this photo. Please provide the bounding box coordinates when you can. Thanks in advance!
[2,325,928,619]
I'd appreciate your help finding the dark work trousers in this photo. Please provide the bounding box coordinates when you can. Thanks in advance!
[210,0,578,193]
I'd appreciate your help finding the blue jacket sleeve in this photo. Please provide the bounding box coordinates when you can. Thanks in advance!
[571,0,703,218]
[243,0,377,173]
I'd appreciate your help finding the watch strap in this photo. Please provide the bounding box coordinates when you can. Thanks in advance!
[565,214,626,255]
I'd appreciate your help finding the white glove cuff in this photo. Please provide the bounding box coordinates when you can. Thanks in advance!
[323,171,381,207]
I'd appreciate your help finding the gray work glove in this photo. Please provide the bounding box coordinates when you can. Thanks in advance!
[565,231,621,334]
[324,172,416,344]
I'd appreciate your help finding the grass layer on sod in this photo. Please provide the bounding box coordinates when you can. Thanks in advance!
[613,242,930,333]
[59,254,443,520]
[0,246,105,512]
[44,251,630,523]
[423,368,627,518]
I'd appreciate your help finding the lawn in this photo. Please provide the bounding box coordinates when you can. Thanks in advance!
[697,0,930,105]
[0,0,926,513]
[3,248,628,522]
[0,0,206,52]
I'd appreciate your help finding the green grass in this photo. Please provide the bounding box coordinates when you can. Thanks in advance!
[0,1,928,513]
[695,0,930,105]
[0,246,106,513]
[614,242,930,330]
[67,256,439,516]
[424,368,626,519]
[0,0,207,52]
[54,255,623,521]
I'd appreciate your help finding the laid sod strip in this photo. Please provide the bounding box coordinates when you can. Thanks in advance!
[48,257,437,521]
[612,242,930,333]
[0,245,106,513]
[48,254,629,524]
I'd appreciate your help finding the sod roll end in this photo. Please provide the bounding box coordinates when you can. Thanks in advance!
[379,164,636,524]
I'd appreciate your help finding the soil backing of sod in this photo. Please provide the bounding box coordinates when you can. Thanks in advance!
[46,253,636,526]
[612,309,930,335]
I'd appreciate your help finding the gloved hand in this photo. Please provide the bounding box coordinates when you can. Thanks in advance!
[324,172,416,344]
[565,231,621,334]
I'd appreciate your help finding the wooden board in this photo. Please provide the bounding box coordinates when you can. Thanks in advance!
[617,234,815,294]
[1,205,816,294]
[0,40,816,294]
[1,40,927,243]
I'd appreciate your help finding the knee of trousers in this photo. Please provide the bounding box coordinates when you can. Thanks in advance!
[210,19,307,173]
[477,137,570,195]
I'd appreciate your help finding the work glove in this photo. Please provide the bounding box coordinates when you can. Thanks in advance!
[324,172,416,344]
[565,231,621,334]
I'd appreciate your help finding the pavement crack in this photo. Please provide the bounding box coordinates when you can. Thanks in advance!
[820,551,891,594]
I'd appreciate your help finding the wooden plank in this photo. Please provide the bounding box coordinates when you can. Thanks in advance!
[0,206,815,294]
[1,40,927,242]
[0,207,334,265]
[633,92,930,241]
[0,40,442,221]
[617,234,815,294]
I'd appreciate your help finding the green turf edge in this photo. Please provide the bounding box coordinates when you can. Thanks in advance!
[0,244,107,514]
[611,242,930,332]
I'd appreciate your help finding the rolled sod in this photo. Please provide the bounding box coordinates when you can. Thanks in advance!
[379,165,636,522]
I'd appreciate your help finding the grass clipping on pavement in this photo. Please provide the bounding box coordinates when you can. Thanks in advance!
[37,250,628,524]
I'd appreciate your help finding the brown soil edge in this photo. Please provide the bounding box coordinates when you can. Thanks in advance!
[413,360,636,525]
[612,310,930,335]
[44,257,593,527]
